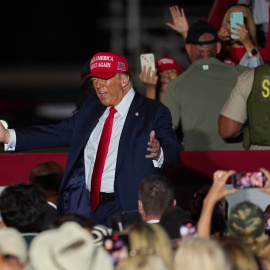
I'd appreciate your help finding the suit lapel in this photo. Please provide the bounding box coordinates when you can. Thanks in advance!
[64,100,106,183]
[115,92,144,177]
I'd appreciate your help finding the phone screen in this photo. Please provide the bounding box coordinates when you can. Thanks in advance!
[232,171,265,189]
[103,234,130,266]
[230,12,244,39]
[179,222,197,238]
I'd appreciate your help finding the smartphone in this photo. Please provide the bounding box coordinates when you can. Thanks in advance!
[232,171,265,189]
[230,12,244,39]
[140,53,155,75]
[180,222,197,238]
[103,234,130,266]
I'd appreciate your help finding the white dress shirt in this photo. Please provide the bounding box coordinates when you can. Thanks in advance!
[84,88,135,192]
[5,88,164,193]
[84,88,163,192]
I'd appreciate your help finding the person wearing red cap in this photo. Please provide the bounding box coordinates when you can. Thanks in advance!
[0,52,180,226]
[139,56,182,103]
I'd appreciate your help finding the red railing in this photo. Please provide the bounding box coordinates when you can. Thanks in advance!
[1,150,270,186]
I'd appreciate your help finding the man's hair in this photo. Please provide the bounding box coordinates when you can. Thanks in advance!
[0,183,48,233]
[138,175,174,216]
[29,161,63,193]
[118,72,133,88]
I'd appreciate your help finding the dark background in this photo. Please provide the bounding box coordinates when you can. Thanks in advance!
[0,1,109,66]
[0,0,212,132]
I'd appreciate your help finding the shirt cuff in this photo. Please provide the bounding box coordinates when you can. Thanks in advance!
[4,129,16,151]
[152,147,164,168]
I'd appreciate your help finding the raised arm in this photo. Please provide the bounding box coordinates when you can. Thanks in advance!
[165,6,189,41]
[197,170,236,238]
[139,66,158,100]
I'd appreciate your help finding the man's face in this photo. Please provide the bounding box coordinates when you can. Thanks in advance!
[91,74,129,107]
[185,33,218,63]
[159,69,179,92]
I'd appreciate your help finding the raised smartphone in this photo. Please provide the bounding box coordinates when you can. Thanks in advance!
[230,12,244,39]
[140,53,155,75]
[232,171,265,189]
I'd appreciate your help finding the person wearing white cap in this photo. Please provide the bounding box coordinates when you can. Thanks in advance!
[28,222,113,270]
[0,228,28,270]
[0,52,180,227]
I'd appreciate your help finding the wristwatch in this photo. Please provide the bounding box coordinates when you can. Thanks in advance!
[248,48,258,57]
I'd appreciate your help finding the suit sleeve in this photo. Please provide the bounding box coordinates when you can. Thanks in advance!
[15,110,80,152]
[153,104,181,167]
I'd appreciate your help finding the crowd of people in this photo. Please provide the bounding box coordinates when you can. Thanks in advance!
[1,1,270,270]
[1,164,270,270]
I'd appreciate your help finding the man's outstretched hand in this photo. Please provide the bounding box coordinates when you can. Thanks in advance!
[0,122,10,144]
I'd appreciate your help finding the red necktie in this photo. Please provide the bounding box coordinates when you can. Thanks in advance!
[90,106,117,211]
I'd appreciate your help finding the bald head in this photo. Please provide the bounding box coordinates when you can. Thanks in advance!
[185,33,221,63]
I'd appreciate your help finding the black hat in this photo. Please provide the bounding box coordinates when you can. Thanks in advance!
[186,20,218,45]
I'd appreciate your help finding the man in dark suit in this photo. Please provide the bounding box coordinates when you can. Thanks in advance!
[0,52,181,226]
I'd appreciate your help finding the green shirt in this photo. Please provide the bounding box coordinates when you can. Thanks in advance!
[164,58,247,151]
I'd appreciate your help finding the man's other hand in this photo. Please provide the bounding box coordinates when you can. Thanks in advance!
[146,130,161,161]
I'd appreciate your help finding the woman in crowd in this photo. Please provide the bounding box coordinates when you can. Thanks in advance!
[218,4,270,67]
[127,223,174,270]
[220,237,261,270]
[174,236,232,270]
[116,254,169,270]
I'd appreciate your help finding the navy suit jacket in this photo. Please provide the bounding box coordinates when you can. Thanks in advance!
[15,91,181,218]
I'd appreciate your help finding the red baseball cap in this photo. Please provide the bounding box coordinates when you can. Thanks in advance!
[156,57,182,74]
[83,52,129,81]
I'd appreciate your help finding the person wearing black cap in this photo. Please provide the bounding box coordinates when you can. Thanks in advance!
[164,20,247,151]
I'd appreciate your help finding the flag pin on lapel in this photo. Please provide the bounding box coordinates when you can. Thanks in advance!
[135,112,139,116]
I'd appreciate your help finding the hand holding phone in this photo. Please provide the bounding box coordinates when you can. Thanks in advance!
[140,53,155,76]
[232,171,265,189]
[230,12,244,39]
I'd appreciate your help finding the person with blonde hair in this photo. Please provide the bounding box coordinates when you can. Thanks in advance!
[220,237,261,270]
[218,4,270,66]
[253,237,270,270]
[127,223,174,270]
[174,236,231,270]
[116,254,169,270]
